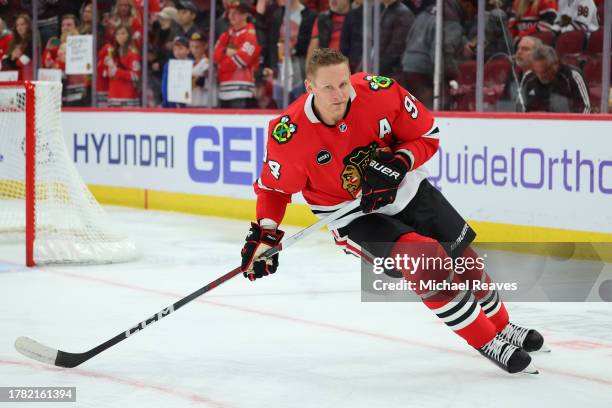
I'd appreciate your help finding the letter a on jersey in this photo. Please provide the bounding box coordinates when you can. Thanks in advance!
[272,115,298,144]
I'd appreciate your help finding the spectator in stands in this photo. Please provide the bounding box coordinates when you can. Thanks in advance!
[306,0,350,62]
[0,1,28,32]
[1,13,33,80]
[552,0,598,33]
[515,35,542,73]
[177,2,199,38]
[42,14,78,70]
[340,4,362,72]
[104,25,142,107]
[96,44,111,106]
[512,35,542,110]
[189,31,215,107]
[39,15,89,106]
[79,1,94,34]
[303,0,329,11]
[521,44,590,112]
[106,0,143,48]
[464,0,513,61]
[213,0,261,108]
[340,0,414,77]
[149,6,180,105]
[508,0,558,38]
[191,0,216,30]
[379,0,414,79]
[0,17,12,64]
[401,0,477,108]
[162,35,191,107]
[215,0,231,41]
[263,0,317,106]
[36,0,81,49]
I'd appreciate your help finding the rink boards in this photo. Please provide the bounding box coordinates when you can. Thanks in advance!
[60,108,612,243]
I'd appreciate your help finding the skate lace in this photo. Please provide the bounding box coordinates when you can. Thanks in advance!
[500,322,530,347]
[481,335,516,365]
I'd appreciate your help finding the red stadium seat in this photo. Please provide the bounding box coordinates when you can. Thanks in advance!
[451,60,477,111]
[583,57,612,112]
[531,31,555,46]
[556,31,586,64]
[586,29,604,55]
[484,57,512,109]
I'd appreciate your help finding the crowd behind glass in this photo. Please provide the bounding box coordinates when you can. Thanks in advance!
[0,0,609,112]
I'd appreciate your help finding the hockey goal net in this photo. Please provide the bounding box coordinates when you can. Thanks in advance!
[0,81,139,265]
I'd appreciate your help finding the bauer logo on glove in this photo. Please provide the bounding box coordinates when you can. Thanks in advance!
[360,150,412,213]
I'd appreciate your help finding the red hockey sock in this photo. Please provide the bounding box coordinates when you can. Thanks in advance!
[391,233,497,349]
[458,246,510,333]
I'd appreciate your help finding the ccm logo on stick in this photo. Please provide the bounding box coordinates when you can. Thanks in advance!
[370,160,401,179]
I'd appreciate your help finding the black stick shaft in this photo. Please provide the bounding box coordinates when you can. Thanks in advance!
[56,267,242,367]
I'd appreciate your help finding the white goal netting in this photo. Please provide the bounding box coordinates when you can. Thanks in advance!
[0,81,139,265]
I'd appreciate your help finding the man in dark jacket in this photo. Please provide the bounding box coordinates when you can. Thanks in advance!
[380,0,414,78]
[521,45,591,113]
[341,0,414,77]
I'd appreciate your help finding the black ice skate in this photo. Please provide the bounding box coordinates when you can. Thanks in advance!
[499,322,549,352]
[478,335,538,374]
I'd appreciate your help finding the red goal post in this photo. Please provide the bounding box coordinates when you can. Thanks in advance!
[0,81,139,266]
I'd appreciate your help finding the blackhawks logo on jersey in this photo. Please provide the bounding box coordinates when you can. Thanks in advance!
[271,115,298,144]
[364,75,394,91]
[340,143,378,198]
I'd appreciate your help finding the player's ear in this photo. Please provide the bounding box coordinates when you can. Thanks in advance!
[304,79,313,94]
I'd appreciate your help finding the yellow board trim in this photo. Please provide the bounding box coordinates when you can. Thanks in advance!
[88,185,612,262]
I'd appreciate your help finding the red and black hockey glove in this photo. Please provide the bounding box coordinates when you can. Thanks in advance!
[360,150,411,213]
[240,223,285,281]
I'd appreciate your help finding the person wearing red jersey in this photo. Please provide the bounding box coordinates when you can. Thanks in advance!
[213,0,261,108]
[509,0,558,37]
[101,25,141,107]
[2,14,33,80]
[239,48,547,374]
[0,18,12,63]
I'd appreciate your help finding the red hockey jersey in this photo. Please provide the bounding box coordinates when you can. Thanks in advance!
[509,0,558,36]
[213,23,261,100]
[254,73,439,230]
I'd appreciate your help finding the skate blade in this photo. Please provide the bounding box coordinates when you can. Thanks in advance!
[530,343,551,353]
[520,362,539,375]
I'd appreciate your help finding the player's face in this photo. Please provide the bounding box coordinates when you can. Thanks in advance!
[306,63,352,123]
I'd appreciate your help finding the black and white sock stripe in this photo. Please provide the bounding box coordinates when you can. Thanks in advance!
[431,290,481,331]
[479,289,501,318]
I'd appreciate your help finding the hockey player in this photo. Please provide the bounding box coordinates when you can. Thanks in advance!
[240,48,545,374]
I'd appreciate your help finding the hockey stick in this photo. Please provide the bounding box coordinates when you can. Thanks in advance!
[15,200,360,368]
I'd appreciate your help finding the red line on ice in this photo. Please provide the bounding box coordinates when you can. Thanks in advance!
[48,269,612,387]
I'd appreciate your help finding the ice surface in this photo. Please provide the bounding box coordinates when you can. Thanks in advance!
[1,207,611,408]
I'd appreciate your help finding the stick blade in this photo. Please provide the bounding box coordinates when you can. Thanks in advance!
[15,336,59,366]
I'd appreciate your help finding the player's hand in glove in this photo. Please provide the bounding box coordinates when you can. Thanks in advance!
[360,150,411,213]
[240,223,285,281]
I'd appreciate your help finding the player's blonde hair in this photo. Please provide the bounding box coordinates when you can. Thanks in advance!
[306,48,349,79]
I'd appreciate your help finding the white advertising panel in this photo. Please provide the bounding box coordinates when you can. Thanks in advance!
[62,111,612,234]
